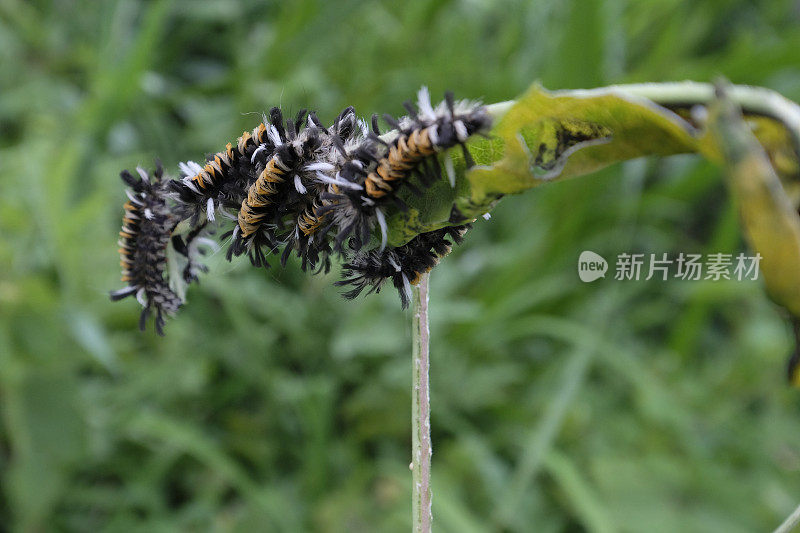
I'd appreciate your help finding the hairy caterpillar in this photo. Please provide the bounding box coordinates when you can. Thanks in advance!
[109,162,182,335]
[337,225,471,308]
[316,87,491,253]
[169,113,279,224]
[229,108,324,268]
[365,89,489,199]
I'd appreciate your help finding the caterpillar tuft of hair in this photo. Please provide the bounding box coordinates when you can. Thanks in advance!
[109,162,183,335]
[111,88,493,332]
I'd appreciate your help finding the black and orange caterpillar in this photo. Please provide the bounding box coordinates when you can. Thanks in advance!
[337,224,471,308]
[111,88,493,331]
[110,162,183,334]
[318,87,491,252]
[228,109,324,268]
[170,111,283,224]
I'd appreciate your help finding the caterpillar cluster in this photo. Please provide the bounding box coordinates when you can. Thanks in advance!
[110,88,492,333]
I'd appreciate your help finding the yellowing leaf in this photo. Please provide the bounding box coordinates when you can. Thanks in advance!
[707,86,800,318]
[467,84,700,204]
[387,81,800,278]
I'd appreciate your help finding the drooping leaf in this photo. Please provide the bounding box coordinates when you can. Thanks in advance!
[706,85,800,318]
[388,82,800,247]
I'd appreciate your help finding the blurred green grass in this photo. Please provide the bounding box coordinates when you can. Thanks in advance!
[2,0,800,531]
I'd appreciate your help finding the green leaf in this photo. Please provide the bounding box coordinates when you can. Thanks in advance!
[388,81,800,247]
[468,84,698,199]
[385,81,800,326]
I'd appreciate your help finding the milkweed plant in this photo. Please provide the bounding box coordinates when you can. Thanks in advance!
[111,79,800,533]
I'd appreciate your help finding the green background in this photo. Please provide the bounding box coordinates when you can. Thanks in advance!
[2,0,800,531]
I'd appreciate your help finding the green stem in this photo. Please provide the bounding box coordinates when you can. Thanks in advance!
[411,272,432,533]
[774,502,800,533]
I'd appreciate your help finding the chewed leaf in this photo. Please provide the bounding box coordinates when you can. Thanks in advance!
[466,84,702,206]
[388,81,800,248]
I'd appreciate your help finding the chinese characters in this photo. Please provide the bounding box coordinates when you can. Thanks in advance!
[613,252,761,281]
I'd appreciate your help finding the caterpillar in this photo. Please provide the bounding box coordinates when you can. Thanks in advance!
[337,224,471,308]
[283,107,370,270]
[169,108,288,225]
[228,108,325,268]
[109,162,183,335]
[316,87,491,252]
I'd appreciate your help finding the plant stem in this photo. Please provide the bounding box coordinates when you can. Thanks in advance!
[411,272,432,533]
[774,502,800,533]
[485,82,800,140]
